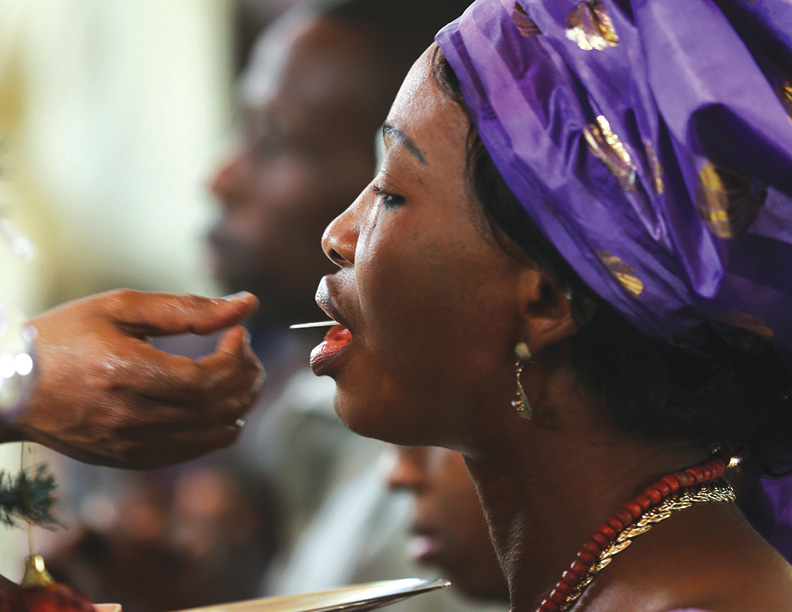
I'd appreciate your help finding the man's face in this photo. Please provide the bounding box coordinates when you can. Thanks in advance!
[208,12,386,324]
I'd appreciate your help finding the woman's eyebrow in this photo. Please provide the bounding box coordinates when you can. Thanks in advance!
[382,123,427,165]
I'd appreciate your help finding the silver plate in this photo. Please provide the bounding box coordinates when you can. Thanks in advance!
[169,578,450,612]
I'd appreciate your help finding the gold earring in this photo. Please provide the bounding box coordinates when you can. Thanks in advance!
[512,342,532,419]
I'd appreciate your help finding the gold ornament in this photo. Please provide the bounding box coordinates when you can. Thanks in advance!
[596,251,644,297]
[584,115,637,191]
[566,0,619,51]
[512,342,533,419]
[556,480,736,611]
[512,3,542,36]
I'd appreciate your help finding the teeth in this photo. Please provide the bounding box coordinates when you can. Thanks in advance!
[289,320,338,329]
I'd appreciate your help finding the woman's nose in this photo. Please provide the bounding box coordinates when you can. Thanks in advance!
[321,194,362,267]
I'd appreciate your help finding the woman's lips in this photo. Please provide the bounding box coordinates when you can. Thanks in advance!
[407,533,443,565]
[310,324,352,376]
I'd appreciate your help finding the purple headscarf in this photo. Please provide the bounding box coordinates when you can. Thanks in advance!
[436,0,792,560]
[436,0,792,370]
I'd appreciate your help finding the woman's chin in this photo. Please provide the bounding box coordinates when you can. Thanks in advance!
[334,396,398,442]
[333,390,433,446]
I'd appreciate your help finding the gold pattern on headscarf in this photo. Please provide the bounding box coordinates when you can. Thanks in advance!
[584,116,637,191]
[596,251,644,297]
[566,0,619,51]
[719,310,773,349]
[643,137,664,195]
[695,163,766,240]
[512,3,541,36]
[778,81,792,124]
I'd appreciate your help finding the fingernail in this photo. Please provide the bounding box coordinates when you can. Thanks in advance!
[222,291,252,301]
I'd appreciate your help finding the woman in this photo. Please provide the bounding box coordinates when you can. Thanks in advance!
[311,0,792,610]
[386,445,509,603]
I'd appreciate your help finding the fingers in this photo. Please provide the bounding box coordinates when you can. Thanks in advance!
[196,326,265,419]
[29,385,251,469]
[213,323,249,353]
[113,325,263,415]
[128,425,243,469]
[105,289,259,337]
[108,343,207,403]
[21,289,265,469]
[53,423,245,470]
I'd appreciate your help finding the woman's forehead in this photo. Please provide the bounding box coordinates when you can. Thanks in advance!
[384,48,469,166]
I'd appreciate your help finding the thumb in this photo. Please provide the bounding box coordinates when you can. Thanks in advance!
[109,289,259,337]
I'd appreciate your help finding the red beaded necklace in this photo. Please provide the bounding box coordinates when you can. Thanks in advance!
[534,455,735,612]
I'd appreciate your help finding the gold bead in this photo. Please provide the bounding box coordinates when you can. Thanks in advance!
[515,341,532,362]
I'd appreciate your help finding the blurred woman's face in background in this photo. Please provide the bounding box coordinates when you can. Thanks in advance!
[316,47,525,450]
[387,446,508,602]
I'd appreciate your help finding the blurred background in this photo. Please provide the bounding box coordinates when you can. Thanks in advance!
[0,0,290,583]
[0,2,508,611]
[0,0,288,311]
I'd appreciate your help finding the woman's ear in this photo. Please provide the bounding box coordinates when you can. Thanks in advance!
[516,267,579,354]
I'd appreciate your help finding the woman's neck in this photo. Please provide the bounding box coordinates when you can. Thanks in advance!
[465,428,707,612]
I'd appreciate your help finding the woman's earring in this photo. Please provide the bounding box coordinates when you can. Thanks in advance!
[512,341,533,419]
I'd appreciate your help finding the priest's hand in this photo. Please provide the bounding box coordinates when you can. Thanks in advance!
[8,289,264,468]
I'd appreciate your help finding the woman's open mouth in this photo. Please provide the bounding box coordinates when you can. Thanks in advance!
[310,324,352,376]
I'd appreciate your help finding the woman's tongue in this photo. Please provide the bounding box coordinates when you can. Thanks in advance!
[324,324,351,346]
[310,324,352,367]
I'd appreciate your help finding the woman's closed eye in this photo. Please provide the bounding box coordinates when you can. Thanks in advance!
[371,184,406,209]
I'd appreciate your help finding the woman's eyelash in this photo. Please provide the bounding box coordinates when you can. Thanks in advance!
[371,185,406,208]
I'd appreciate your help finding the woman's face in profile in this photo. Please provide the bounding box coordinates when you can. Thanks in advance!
[317,46,526,448]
